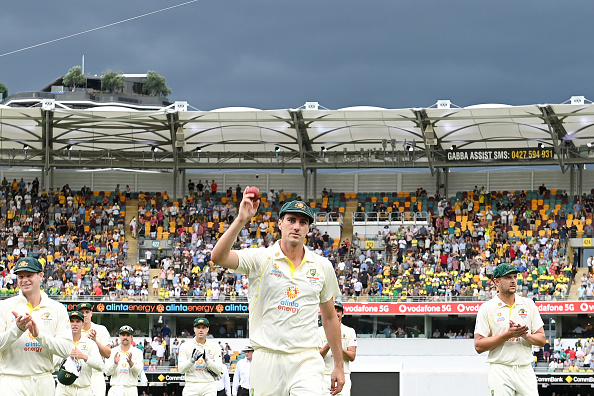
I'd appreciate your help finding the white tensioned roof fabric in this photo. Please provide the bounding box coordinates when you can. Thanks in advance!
[1,103,594,167]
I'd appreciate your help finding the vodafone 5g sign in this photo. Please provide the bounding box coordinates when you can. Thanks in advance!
[341,301,594,315]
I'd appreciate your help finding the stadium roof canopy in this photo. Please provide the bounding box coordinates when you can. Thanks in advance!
[2,99,594,177]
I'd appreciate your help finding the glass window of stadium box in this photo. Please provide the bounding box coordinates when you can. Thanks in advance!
[98,314,150,337]
[172,316,248,338]
[431,315,476,339]
[560,314,592,338]
[342,315,375,337]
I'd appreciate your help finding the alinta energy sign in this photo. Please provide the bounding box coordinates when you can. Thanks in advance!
[62,301,249,314]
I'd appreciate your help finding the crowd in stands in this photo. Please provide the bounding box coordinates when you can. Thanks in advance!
[0,177,153,299]
[545,337,594,372]
[136,181,582,306]
[0,175,588,307]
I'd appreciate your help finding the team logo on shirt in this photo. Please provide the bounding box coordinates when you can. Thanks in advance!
[307,268,320,285]
[24,331,43,352]
[278,286,300,314]
[270,263,282,278]
[518,308,527,318]
[286,286,299,299]
[497,312,505,322]
[41,312,52,321]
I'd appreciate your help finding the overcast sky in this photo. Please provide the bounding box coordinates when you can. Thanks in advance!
[1,1,593,111]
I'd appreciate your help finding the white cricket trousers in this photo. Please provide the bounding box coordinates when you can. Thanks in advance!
[107,385,138,396]
[250,348,324,396]
[488,363,538,396]
[183,381,217,396]
[90,373,107,396]
[323,373,351,396]
[0,373,56,396]
[56,384,94,396]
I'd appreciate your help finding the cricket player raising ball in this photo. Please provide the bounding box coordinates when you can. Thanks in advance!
[212,186,345,396]
[474,263,545,396]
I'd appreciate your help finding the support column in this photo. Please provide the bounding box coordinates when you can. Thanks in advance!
[578,165,583,197]
[303,170,309,201]
[435,168,441,196]
[443,168,449,198]
[265,173,270,194]
[397,172,402,192]
[181,169,186,198]
[486,171,490,192]
[354,173,359,194]
[570,166,576,199]
[312,169,317,199]
[530,170,534,191]
[424,316,432,338]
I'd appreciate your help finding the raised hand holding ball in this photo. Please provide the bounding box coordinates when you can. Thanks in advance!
[245,186,260,197]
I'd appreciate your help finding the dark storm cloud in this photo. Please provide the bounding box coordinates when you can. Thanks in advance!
[1,0,593,110]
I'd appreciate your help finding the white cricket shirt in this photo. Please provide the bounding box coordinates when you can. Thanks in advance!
[82,322,111,378]
[318,323,357,374]
[474,295,544,365]
[103,345,144,387]
[0,291,72,376]
[178,338,223,383]
[234,242,340,354]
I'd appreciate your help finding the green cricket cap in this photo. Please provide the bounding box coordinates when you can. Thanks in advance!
[76,302,93,311]
[193,317,210,327]
[493,263,520,278]
[279,200,315,224]
[119,325,134,335]
[13,257,43,273]
[69,311,85,321]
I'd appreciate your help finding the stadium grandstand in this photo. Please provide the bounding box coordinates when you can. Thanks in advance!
[3,97,594,394]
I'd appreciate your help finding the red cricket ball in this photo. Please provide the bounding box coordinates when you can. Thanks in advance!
[246,186,260,197]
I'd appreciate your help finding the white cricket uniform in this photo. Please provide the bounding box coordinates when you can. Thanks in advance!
[56,335,104,396]
[233,242,340,396]
[178,338,224,396]
[82,323,111,396]
[318,324,357,396]
[0,291,73,396]
[475,295,544,396]
[103,345,144,396]
[232,357,250,396]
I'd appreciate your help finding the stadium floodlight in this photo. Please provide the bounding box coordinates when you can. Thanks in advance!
[407,145,414,152]
[67,145,73,151]
[196,147,202,153]
[537,143,545,149]
[151,146,158,152]
[321,146,327,153]
[588,143,593,148]
[23,144,29,151]
[275,146,280,153]
[450,145,456,151]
